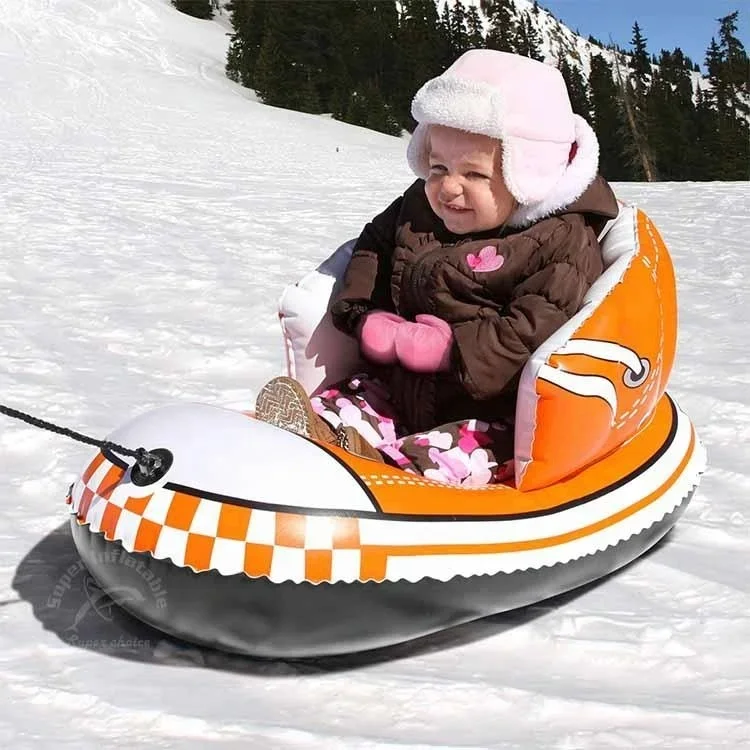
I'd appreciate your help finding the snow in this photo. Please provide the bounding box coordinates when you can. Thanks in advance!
[1,0,749,747]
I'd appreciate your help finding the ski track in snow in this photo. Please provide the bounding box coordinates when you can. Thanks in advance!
[1,1,749,748]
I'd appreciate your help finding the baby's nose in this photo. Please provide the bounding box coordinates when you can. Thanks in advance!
[439,175,461,200]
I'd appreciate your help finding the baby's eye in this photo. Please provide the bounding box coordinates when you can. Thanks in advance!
[428,164,447,174]
[468,171,490,180]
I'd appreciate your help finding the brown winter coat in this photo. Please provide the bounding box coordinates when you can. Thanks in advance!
[330,176,619,433]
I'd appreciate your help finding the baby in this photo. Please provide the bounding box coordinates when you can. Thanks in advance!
[256,49,619,487]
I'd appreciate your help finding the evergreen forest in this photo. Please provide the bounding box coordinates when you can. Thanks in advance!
[174,0,750,181]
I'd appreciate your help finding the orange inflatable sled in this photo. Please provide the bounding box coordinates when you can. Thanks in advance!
[66,204,705,658]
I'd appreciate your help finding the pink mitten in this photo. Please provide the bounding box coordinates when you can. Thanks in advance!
[394,314,453,373]
[358,310,407,365]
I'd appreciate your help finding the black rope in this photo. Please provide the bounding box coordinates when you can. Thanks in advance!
[0,403,163,476]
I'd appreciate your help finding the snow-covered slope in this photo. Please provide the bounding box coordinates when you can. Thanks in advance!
[1,1,749,747]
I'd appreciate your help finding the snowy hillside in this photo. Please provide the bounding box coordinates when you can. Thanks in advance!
[439,0,617,75]
[1,1,749,748]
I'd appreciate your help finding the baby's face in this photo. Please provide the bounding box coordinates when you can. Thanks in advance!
[424,125,516,234]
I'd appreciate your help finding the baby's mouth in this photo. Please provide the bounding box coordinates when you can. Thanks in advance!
[442,204,472,213]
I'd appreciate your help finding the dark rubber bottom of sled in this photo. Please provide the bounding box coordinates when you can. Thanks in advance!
[70,490,694,659]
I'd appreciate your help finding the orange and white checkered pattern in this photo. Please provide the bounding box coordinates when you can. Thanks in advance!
[69,451,368,584]
[67,404,703,584]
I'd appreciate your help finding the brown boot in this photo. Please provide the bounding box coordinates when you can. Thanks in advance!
[255,376,384,462]
[255,376,336,443]
[335,425,385,463]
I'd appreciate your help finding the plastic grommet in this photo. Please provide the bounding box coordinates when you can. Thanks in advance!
[623,358,650,388]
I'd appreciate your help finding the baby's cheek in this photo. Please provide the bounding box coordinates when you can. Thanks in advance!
[492,193,515,225]
[424,182,440,211]
[478,188,500,218]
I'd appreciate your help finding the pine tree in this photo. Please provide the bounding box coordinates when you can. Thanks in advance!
[333,2,401,134]
[629,22,651,97]
[450,0,471,57]
[645,49,698,179]
[482,0,519,54]
[559,59,591,119]
[694,86,721,179]
[344,89,369,129]
[326,2,374,110]
[704,38,726,111]
[225,0,268,87]
[440,3,454,56]
[619,27,657,180]
[616,65,657,179]
[718,12,750,92]
[703,13,750,179]
[333,2,398,94]
[243,1,356,115]
[466,5,485,49]
[171,0,213,20]
[516,13,543,61]
[252,28,287,108]
[297,74,322,115]
[392,0,452,128]
[588,53,630,180]
[345,82,401,136]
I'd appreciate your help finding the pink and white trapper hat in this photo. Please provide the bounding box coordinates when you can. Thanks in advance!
[406,49,600,226]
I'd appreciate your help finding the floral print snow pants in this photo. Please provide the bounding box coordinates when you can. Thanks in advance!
[311,373,515,487]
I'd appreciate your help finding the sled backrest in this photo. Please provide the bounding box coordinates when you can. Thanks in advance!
[513,204,678,490]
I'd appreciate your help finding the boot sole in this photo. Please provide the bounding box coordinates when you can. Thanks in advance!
[255,376,325,440]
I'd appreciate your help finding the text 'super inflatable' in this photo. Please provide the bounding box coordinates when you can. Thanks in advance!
[67,205,705,658]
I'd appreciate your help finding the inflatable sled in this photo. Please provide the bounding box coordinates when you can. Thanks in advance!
[66,204,705,658]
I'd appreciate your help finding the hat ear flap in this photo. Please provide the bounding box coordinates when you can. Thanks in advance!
[506,115,600,227]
